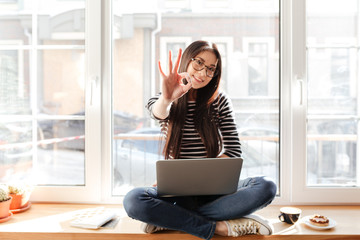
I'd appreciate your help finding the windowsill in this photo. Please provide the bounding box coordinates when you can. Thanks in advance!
[0,203,359,239]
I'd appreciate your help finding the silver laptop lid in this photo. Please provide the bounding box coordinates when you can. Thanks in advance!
[156,157,243,197]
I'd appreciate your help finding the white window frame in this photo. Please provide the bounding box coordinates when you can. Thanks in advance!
[29,0,102,203]
[103,0,360,205]
[290,0,360,203]
[275,0,292,205]
[101,0,116,203]
[19,0,360,204]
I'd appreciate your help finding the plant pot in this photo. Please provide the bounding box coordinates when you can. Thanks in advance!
[0,196,12,219]
[9,193,30,210]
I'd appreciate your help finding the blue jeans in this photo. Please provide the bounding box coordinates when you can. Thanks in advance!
[123,176,277,240]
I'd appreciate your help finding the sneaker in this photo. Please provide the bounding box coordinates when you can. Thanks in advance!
[225,214,274,237]
[141,222,167,233]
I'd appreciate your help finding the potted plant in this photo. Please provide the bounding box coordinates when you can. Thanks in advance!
[0,187,11,219]
[7,183,32,210]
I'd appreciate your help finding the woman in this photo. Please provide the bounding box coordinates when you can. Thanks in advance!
[124,40,277,239]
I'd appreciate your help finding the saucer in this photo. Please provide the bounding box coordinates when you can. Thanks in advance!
[302,215,337,230]
[0,212,13,223]
[10,202,32,214]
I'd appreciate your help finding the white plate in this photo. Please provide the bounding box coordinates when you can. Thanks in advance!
[302,215,336,230]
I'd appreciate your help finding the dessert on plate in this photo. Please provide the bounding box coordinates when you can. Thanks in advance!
[309,214,329,227]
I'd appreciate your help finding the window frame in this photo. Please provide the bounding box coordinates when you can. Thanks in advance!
[20,0,360,204]
[28,0,102,202]
[290,0,360,204]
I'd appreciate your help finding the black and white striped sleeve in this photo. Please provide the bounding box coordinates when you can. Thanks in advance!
[145,93,166,120]
[217,93,242,158]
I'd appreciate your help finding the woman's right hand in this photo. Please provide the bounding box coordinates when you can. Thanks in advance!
[158,49,193,103]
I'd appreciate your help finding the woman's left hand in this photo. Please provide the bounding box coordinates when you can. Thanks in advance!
[158,49,193,103]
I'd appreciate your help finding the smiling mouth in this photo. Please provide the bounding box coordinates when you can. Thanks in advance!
[193,76,204,83]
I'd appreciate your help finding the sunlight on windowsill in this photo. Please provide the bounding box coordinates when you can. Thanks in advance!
[0,205,127,233]
[0,203,359,240]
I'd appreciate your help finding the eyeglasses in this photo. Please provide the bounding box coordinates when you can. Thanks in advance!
[190,58,218,78]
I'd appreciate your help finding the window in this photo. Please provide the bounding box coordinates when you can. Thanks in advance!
[1,0,358,204]
[0,0,101,202]
[111,0,280,197]
[291,0,360,203]
[0,41,24,110]
[243,38,275,96]
[202,37,233,92]
[306,3,357,187]
[160,37,193,73]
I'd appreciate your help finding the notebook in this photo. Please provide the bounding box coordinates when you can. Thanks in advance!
[156,157,243,197]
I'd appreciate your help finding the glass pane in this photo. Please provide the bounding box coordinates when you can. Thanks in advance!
[0,0,86,186]
[0,1,33,45]
[307,0,357,45]
[307,119,357,186]
[39,49,85,115]
[307,48,356,115]
[37,0,85,45]
[0,50,31,115]
[112,0,280,196]
[0,121,33,182]
[306,0,358,186]
[36,120,85,185]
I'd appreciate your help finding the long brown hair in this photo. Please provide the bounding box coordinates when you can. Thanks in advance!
[163,40,223,159]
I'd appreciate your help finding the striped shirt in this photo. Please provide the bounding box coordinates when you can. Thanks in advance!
[146,92,242,159]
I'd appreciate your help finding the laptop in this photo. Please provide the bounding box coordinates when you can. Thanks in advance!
[156,157,243,197]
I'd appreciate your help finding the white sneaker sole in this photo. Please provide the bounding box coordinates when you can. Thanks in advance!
[141,222,167,234]
[141,223,157,233]
[243,214,274,235]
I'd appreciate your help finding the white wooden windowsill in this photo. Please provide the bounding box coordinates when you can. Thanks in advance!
[0,203,359,240]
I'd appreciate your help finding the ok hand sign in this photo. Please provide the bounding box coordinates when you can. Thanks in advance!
[158,49,193,103]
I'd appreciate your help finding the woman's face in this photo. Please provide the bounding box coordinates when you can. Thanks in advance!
[186,50,218,89]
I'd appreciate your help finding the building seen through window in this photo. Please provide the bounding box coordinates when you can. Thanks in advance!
[1,0,358,198]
